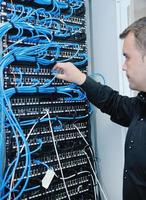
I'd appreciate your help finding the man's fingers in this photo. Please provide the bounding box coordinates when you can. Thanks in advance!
[53,63,66,74]
[56,73,65,80]
[54,62,64,69]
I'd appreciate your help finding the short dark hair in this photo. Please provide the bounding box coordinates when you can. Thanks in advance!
[120,17,146,53]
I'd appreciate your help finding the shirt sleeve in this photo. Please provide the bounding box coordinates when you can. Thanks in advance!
[80,76,138,127]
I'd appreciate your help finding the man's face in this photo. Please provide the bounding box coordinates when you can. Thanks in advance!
[122,32,146,92]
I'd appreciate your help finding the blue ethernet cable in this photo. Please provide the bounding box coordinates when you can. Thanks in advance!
[3,35,52,55]
[1,50,54,69]
[14,4,25,19]
[0,78,31,199]
[13,67,23,87]
[34,159,50,169]
[0,6,49,38]
[4,84,86,101]
[0,20,34,39]
[33,0,72,14]
[0,41,83,72]
[0,108,31,199]
[1,14,82,50]
[6,3,18,21]
[21,139,43,157]
[40,74,56,88]
[28,8,45,24]
[24,6,33,18]
[70,0,84,10]
[4,1,82,39]
[73,53,88,66]
[31,78,40,87]
[56,1,69,10]
[89,73,106,85]
[24,185,40,192]
[1,109,21,191]
[32,12,80,37]
[1,132,42,192]
[34,0,52,5]
[0,70,5,191]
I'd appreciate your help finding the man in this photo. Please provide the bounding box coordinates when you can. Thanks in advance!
[53,17,146,200]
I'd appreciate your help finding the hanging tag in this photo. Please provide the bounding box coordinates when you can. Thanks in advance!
[42,168,55,189]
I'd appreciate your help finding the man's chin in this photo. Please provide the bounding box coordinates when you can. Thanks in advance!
[129,84,138,91]
[129,83,135,90]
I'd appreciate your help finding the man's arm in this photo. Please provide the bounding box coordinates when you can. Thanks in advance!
[53,62,137,127]
[80,75,138,127]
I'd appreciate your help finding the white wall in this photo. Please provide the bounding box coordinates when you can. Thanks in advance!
[86,0,132,199]
[133,0,146,20]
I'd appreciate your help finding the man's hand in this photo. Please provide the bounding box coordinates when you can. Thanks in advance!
[53,62,86,85]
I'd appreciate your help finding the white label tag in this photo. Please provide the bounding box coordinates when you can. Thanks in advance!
[42,168,55,189]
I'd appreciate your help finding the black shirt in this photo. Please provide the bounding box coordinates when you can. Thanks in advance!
[80,76,146,200]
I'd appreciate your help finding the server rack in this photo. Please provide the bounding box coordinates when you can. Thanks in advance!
[0,0,99,199]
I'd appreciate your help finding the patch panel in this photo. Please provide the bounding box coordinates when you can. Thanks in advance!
[12,104,87,115]
[6,120,89,136]
[10,96,86,106]
[13,155,88,178]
